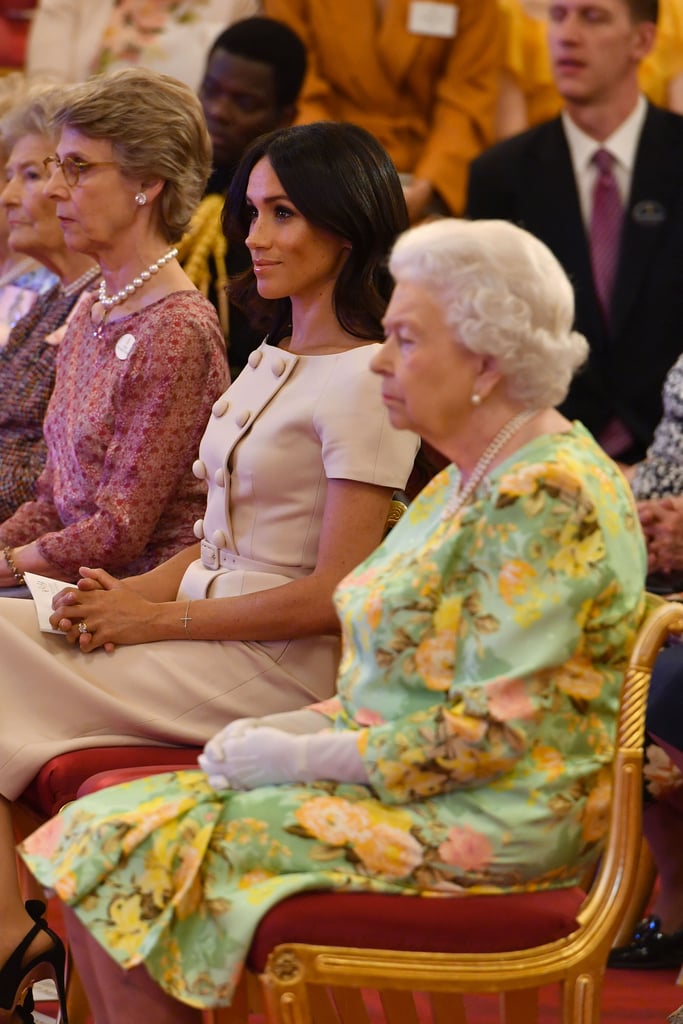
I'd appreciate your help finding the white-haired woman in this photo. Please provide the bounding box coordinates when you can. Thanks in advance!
[21,219,646,1023]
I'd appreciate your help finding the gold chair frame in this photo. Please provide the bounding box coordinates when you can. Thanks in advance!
[234,598,683,1024]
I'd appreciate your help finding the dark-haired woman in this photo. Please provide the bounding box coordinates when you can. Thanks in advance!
[0,120,417,1020]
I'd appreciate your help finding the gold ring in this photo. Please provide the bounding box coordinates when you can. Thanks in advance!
[77,621,89,635]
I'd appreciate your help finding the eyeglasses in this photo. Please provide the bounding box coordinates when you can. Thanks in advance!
[43,154,117,188]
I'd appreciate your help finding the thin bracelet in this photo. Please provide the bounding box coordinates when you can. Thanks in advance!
[181,599,193,639]
[2,545,25,586]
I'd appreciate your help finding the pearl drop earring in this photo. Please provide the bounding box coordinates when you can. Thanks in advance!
[135,193,147,206]
[471,393,482,406]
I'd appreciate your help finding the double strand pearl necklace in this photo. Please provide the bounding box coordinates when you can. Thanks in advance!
[441,409,536,520]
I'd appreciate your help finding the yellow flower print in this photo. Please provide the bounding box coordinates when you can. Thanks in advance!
[438,825,494,871]
[548,523,605,579]
[238,869,276,889]
[353,823,423,878]
[415,633,455,691]
[441,707,488,743]
[137,859,171,907]
[54,870,79,902]
[581,767,612,842]
[219,818,269,846]
[375,758,447,800]
[356,801,414,832]
[364,590,384,630]
[294,796,372,846]
[120,797,195,852]
[433,595,463,632]
[173,870,203,922]
[531,744,565,782]
[243,874,295,906]
[498,463,547,498]
[554,656,605,701]
[103,893,149,960]
[498,560,537,604]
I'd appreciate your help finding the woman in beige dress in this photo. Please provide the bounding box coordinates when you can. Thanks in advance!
[0,121,417,1018]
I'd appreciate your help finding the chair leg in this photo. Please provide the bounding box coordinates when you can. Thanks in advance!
[612,837,657,946]
[562,970,603,1024]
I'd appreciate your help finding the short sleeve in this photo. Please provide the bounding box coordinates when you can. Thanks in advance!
[314,346,419,488]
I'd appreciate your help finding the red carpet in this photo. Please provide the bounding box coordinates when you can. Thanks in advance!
[44,898,682,1022]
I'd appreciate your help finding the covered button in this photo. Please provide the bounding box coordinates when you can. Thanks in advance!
[192,459,207,480]
[248,349,263,368]
[271,357,286,377]
[212,529,228,548]
[212,394,230,417]
[214,467,226,488]
[193,518,205,540]
[235,409,250,428]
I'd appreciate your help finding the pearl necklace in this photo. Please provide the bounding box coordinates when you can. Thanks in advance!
[441,410,537,520]
[97,246,178,310]
[61,265,100,297]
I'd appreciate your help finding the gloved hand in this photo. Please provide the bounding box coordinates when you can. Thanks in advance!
[198,726,368,791]
[200,709,329,773]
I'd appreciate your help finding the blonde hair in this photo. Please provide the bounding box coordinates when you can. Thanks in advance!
[52,67,212,242]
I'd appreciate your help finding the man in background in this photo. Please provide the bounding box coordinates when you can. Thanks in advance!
[467,0,683,464]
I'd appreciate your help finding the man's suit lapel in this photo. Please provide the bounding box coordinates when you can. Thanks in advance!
[611,105,683,337]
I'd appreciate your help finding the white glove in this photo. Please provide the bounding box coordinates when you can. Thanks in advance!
[201,710,329,771]
[198,726,368,791]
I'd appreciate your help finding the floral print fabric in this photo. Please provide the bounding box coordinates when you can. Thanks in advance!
[632,352,683,499]
[21,423,646,1008]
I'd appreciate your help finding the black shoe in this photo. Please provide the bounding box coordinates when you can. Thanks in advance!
[608,914,683,969]
[0,899,69,1021]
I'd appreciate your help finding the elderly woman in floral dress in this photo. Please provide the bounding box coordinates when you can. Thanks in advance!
[21,218,646,1023]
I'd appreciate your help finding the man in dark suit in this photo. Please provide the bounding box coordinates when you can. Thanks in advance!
[466,0,683,462]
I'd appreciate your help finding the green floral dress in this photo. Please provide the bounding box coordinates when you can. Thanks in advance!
[20,423,646,1008]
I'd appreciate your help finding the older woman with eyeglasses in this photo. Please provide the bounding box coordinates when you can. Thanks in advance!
[0,66,229,591]
[0,87,97,525]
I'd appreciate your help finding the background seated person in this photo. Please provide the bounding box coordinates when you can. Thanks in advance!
[0,87,98,522]
[263,0,501,222]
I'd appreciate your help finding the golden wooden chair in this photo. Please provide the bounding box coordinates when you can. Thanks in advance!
[205,597,683,1024]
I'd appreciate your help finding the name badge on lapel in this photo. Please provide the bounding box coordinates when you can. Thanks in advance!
[408,1,458,37]
[115,333,136,360]
[632,199,667,227]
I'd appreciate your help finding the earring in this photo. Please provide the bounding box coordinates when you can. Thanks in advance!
[471,393,482,406]
[134,192,147,206]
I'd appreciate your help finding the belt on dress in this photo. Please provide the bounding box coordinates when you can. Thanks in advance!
[200,539,310,578]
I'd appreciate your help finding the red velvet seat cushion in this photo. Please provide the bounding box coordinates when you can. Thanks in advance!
[22,746,200,817]
[246,888,585,972]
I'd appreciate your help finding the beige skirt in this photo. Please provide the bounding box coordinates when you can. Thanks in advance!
[0,568,339,799]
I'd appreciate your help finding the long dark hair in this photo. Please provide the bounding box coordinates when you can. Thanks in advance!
[224,121,409,343]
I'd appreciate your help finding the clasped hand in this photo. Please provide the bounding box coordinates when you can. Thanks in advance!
[198,720,367,791]
[638,497,683,574]
[49,567,151,651]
